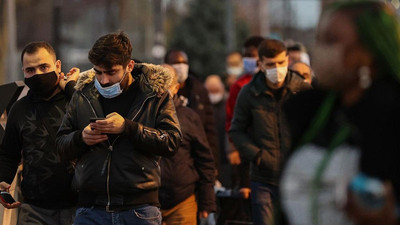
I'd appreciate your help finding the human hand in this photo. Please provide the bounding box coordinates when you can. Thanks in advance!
[0,182,10,192]
[82,124,108,146]
[0,182,21,209]
[239,187,251,199]
[345,181,397,225]
[89,112,125,134]
[198,210,209,219]
[59,67,80,90]
[228,150,241,165]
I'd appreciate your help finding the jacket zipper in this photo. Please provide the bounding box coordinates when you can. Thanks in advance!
[81,92,114,211]
[129,94,156,121]
[81,93,97,117]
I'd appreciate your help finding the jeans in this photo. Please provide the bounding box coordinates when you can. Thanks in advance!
[74,205,161,225]
[250,181,278,225]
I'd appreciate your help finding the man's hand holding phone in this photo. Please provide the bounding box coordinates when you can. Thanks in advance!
[89,113,126,134]
[0,182,21,209]
[82,120,108,146]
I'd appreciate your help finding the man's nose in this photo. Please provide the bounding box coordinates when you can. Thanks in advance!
[99,76,110,85]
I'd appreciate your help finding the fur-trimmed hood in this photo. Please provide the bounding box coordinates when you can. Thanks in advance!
[75,63,173,96]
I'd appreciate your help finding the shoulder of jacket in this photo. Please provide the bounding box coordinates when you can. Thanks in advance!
[135,63,173,96]
[75,69,96,91]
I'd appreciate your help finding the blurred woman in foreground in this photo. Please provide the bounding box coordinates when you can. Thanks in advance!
[280,1,400,225]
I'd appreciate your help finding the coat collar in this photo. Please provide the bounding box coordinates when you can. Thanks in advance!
[75,63,173,97]
[75,63,173,119]
[250,70,305,97]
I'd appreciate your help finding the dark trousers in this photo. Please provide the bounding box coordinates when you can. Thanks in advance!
[17,203,75,225]
[250,181,278,225]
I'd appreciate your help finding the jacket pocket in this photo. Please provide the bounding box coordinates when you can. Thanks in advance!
[130,205,161,220]
[258,149,281,174]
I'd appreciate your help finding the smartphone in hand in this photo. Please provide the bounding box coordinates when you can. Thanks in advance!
[89,117,106,123]
[0,191,16,204]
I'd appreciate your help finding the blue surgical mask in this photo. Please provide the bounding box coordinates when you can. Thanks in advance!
[242,57,258,74]
[94,71,127,99]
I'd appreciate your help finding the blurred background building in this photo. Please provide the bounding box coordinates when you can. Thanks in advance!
[1,0,399,84]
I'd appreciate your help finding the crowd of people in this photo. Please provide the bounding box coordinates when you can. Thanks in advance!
[1,0,400,225]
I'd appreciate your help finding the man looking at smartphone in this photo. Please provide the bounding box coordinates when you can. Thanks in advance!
[0,41,79,224]
[56,32,182,225]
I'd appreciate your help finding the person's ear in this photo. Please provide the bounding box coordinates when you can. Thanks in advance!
[127,60,135,73]
[55,60,62,74]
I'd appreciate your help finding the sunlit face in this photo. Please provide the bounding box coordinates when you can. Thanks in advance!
[313,11,361,90]
[22,48,60,78]
[205,76,224,95]
[259,51,289,71]
[226,53,243,68]
[290,62,312,84]
[93,60,134,88]
[259,51,289,89]
[243,46,259,58]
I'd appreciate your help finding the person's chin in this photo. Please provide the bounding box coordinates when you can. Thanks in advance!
[271,82,284,90]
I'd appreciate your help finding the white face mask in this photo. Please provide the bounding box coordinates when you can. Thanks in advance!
[172,63,189,83]
[209,93,224,104]
[265,67,288,84]
[226,66,243,77]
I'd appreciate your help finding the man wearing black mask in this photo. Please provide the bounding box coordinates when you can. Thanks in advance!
[0,41,79,224]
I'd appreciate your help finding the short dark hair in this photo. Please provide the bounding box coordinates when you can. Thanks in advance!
[258,39,287,58]
[21,41,56,63]
[88,31,132,69]
[287,44,302,52]
[164,49,185,64]
[243,36,265,49]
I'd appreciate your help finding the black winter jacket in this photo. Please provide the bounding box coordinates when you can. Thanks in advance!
[56,63,182,209]
[0,82,77,209]
[178,75,220,171]
[159,97,216,212]
[229,70,306,185]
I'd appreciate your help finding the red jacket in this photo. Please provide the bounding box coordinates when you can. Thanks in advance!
[225,73,253,132]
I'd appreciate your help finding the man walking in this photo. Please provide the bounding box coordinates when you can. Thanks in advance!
[56,32,182,225]
[229,39,306,225]
[0,41,79,224]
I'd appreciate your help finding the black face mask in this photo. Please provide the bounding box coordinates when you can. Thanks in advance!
[24,71,59,99]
